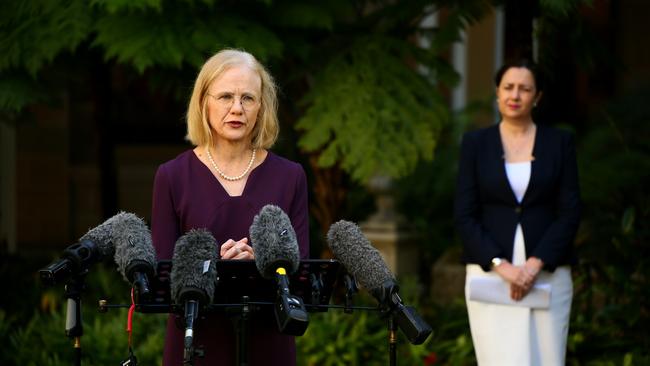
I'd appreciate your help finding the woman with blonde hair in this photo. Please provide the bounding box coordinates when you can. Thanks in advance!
[151,49,309,365]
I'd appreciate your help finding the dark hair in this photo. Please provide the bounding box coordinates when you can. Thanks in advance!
[494,59,543,93]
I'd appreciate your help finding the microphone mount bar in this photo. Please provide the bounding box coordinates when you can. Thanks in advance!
[97,300,381,313]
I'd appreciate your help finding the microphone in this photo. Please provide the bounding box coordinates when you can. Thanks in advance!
[112,212,157,303]
[170,229,218,363]
[249,204,308,336]
[327,220,432,345]
[39,212,126,286]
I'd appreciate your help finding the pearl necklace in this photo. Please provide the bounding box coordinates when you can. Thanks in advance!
[206,147,256,181]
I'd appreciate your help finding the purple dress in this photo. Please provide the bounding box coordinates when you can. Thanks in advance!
[151,150,310,366]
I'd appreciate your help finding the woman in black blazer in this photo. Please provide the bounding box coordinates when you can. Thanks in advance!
[454,60,580,366]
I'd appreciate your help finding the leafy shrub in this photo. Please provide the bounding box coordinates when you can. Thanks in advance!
[0,260,165,365]
[297,277,475,366]
[5,305,165,366]
[565,87,650,364]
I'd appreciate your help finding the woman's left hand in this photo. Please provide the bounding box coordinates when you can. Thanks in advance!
[220,237,255,260]
[523,257,543,282]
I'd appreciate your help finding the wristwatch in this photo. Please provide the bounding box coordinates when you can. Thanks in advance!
[491,257,504,268]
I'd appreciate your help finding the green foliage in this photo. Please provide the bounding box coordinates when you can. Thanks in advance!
[0,0,495,181]
[0,0,92,76]
[4,305,166,365]
[298,308,386,365]
[565,87,650,364]
[4,305,165,366]
[0,0,94,114]
[0,259,165,366]
[91,0,163,14]
[296,37,447,182]
[395,98,493,263]
[0,0,91,113]
[536,0,608,77]
[296,277,475,366]
[540,0,592,17]
[0,73,48,114]
[426,0,493,52]
[0,0,287,113]
[266,2,336,30]
[93,10,200,72]
[93,3,283,73]
[293,1,496,183]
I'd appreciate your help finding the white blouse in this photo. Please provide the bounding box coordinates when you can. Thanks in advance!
[505,161,531,203]
[505,161,531,265]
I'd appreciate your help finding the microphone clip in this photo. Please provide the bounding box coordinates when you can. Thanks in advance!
[39,239,101,286]
[370,279,400,315]
[343,273,358,314]
[275,292,309,336]
[120,347,138,366]
[274,270,309,336]
[309,273,323,306]
[370,279,432,345]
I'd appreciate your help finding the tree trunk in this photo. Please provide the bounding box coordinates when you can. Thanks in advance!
[307,154,347,258]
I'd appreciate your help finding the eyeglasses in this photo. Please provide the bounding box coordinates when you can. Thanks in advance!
[207,92,259,110]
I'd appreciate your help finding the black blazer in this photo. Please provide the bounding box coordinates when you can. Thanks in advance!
[454,124,580,272]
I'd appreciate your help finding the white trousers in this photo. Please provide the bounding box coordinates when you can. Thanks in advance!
[465,264,573,366]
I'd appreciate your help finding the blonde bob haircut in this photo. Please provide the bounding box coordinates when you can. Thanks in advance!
[186,49,279,149]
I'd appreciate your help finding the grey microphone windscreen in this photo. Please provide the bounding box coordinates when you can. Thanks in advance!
[79,212,133,259]
[249,205,300,279]
[112,212,156,282]
[327,220,394,291]
[170,229,218,304]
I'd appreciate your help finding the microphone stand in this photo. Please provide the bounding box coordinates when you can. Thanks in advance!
[183,300,199,366]
[371,280,433,366]
[234,296,251,366]
[374,284,399,366]
[388,315,397,366]
[64,272,87,366]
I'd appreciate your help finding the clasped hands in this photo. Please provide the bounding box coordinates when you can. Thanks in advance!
[494,257,544,301]
[220,237,255,260]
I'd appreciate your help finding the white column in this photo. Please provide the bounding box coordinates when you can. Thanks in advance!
[417,6,438,76]
[451,31,468,111]
[532,18,539,62]
[493,6,506,123]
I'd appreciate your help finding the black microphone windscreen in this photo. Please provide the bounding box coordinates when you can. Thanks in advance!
[327,220,394,291]
[249,205,300,279]
[170,229,218,304]
[112,212,156,282]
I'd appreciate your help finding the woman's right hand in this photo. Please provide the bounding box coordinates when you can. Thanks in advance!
[510,283,528,301]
